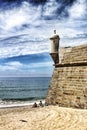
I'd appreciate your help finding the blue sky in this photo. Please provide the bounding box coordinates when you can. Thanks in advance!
[0,0,87,77]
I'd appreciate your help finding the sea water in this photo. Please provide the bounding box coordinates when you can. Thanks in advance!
[0,77,51,107]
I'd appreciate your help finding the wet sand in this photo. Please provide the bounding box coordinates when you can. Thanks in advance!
[0,105,87,130]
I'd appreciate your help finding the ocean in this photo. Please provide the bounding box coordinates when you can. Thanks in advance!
[0,77,51,107]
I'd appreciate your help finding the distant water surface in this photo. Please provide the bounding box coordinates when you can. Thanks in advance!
[0,77,51,104]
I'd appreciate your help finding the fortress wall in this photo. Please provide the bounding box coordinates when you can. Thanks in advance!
[46,44,87,109]
[59,44,87,64]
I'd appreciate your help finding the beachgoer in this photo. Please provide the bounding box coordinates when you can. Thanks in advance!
[39,101,44,107]
[32,102,37,108]
[45,101,48,106]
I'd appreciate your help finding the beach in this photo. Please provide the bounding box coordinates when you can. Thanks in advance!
[0,105,87,130]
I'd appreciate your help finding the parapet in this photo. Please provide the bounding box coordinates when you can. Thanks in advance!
[59,44,87,64]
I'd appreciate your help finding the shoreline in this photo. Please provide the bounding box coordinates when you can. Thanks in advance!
[0,99,45,109]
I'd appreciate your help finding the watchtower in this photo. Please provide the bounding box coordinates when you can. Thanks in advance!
[50,30,60,64]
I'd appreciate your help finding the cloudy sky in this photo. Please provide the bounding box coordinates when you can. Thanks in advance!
[0,0,87,77]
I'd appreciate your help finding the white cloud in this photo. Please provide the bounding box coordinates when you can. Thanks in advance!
[0,60,53,77]
[43,0,58,17]
[0,61,23,71]
[69,0,87,19]
[6,61,23,67]
[0,1,42,31]
[26,61,53,69]
[0,39,50,58]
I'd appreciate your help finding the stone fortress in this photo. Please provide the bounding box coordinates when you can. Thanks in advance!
[46,31,87,109]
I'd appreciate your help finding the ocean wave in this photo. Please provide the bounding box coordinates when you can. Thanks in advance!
[0,98,45,108]
[0,96,45,105]
[0,88,48,92]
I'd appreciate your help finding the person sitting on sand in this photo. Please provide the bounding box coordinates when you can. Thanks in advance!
[45,101,48,106]
[32,102,37,108]
[39,101,44,107]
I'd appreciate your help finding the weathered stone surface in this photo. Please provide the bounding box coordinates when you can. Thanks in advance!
[46,44,87,109]
[60,44,87,64]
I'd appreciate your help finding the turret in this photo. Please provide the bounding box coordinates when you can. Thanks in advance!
[50,30,60,64]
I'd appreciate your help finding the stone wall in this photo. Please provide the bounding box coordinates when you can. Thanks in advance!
[46,44,87,109]
[59,44,87,64]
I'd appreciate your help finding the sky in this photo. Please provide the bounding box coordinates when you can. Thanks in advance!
[0,0,87,77]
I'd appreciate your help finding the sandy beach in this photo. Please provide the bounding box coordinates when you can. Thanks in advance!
[0,105,87,130]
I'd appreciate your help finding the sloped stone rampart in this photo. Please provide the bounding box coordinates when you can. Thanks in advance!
[46,44,87,109]
[60,44,87,64]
